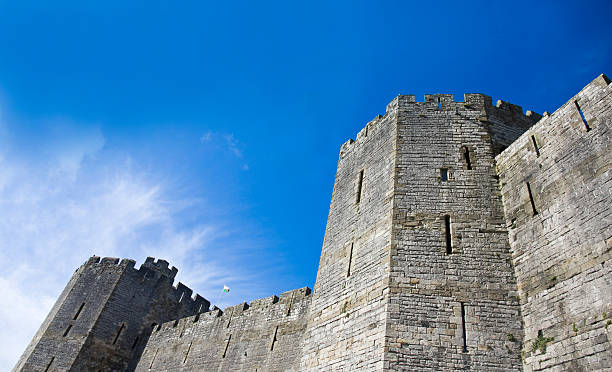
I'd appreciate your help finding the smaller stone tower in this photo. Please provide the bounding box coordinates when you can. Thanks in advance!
[13,256,209,372]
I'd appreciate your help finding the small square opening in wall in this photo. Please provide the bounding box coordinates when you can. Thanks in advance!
[440,168,449,181]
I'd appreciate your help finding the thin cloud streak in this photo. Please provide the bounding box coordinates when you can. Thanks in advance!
[0,114,270,370]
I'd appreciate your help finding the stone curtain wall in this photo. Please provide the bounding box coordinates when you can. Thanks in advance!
[13,257,208,372]
[497,74,612,371]
[134,287,311,372]
[299,102,398,370]
[385,94,538,371]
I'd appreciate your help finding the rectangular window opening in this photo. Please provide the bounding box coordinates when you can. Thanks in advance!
[444,215,452,254]
[44,357,55,372]
[356,170,364,204]
[530,135,540,157]
[270,326,279,351]
[222,335,232,358]
[437,97,441,110]
[347,243,354,277]
[461,302,468,353]
[63,324,72,337]
[526,182,538,216]
[574,100,591,131]
[440,168,448,181]
[463,147,472,170]
[112,323,125,345]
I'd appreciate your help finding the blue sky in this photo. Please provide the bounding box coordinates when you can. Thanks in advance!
[0,0,610,369]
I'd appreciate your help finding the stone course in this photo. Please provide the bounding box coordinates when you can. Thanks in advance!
[13,74,611,371]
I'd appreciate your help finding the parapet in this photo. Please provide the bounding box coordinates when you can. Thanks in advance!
[83,255,136,270]
[151,286,312,337]
[141,256,178,279]
[80,255,209,314]
[339,92,540,156]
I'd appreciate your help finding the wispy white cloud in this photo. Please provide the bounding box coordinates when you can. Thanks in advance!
[0,114,270,370]
[200,131,247,163]
[200,130,213,143]
[223,133,243,158]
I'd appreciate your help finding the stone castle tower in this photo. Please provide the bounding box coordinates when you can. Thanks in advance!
[14,74,612,371]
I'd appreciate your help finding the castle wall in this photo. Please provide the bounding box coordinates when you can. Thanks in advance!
[13,256,208,372]
[299,102,399,370]
[12,257,126,372]
[14,75,612,372]
[496,74,612,371]
[134,287,311,371]
[385,94,539,371]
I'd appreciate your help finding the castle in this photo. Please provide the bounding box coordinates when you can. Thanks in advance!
[13,74,611,371]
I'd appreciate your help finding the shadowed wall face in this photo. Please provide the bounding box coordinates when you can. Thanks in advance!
[497,74,612,372]
[12,257,208,372]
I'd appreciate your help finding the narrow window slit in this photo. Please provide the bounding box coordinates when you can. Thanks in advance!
[531,135,540,157]
[286,293,294,316]
[526,182,538,216]
[437,97,441,110]
[226,309,233,328]
[440,168,448,181]
[63,324,72,337]
[347,243,354,277]
[461,302,468,352]
[178,292,185,303]
[270,326,279,351]
[222,334,232,358]
[183,341,192,364]
[463,147,472,170]
[574,101,591,131]
[131,336,140,350]
[112,323,125,345]
[150,349,158,369]
[444,215,452,254]
[44,357,55,372]
[356,170,364,204]
[73,302,85,320]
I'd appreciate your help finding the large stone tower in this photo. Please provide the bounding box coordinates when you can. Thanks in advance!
[299,92,541,371]
[13,256,208,372]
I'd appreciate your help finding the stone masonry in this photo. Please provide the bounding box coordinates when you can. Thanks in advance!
[14,74,611,371]
[497,74,612,371]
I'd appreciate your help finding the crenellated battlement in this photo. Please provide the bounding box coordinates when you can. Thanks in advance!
[140,256,178,279]
[150,287,312,337]
[84,255,136,269]
[81,255,209,313]
[340,92,540,156]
